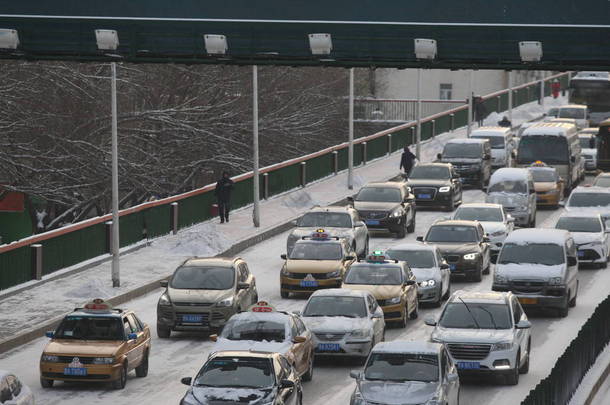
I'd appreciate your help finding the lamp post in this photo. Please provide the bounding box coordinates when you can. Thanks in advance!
[252,65,260,227]
[467,70,474,136]
[413,39,437,157]
[348,68,354,190]
[416,68,422,159]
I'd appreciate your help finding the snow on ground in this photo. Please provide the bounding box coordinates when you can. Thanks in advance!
[569,341,610,405]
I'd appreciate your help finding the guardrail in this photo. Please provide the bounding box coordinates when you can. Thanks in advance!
[354,98,465,122]
[521,293,610,405]
[0,72,570,291]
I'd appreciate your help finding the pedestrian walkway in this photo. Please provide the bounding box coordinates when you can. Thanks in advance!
[0,96,565,346]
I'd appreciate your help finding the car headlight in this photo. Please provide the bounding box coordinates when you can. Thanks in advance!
[327,270,341,278]
[281,266,290,276]
[158,293,172,306]
[390,209,403,218]
[548,277,564,285]
[463,253,478,260]
[92,357,114,364]
[216,297,234,307]
[438,186,451,193]
[386,296,402,305]
[430,336,443,344]
[419,279,436,288]
[491,342,513,351]
[491,230,506,237]
[494,273,508,284]
[41,354,60,362]
[517,205,528,211]
[350,329,372,338]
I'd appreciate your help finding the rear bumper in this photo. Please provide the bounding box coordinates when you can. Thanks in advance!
[380,303,406,321]
[536,192,561,206]
[492,284,567,309]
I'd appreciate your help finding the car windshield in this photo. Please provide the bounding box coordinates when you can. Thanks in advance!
[221,319,287,342]
[454,207,503,222]
[517,135,569,165]
[344,265,403,285]
[298,212,352,228]
[556,217,602,233]
[303,296,367,318]
[488,180,527,194]
[170,266,234,290]
[365,353,439,383]
[289,243,342,260]
[442,143,482,158]
[558,108,586,119]
[498,243,565,265]
[195,357,274,389]
[356,187,402,203]
[594,177,610,187]
[568,192,610,207]
[386,249,435,268]
[579,137,596,149]
[54,316,124,340]
[547,108,558,117]
[471,135,505,149]
[426,225,478,243]
[409,166,451,180]
[530,169,558,182]
[439,302,512,329]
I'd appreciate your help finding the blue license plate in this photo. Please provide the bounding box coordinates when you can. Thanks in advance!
[300,280,319,287]
[318,343,340,352]
[449,264,457,271]
[183,314,203,323]
[64,367,87,376]
[578,251,585,257]
[366,220,380,226]
[417,194,432,199]
[457,362,480,370]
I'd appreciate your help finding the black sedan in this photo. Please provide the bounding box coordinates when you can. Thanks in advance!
[407,163,463,211]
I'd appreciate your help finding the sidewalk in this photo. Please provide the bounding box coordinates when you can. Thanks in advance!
[0,96,566,349]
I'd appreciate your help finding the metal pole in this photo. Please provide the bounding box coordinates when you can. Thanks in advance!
[540,74,545,108]
[252,65,260,227]
[110,62,120,288]
[467,70,474,136]
[416,68,422,159]
[508,71,514,122]
[348,68,354,190]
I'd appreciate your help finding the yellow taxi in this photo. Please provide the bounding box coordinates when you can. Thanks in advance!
[280,229,357,298]
[529,161,564,207]
[341,251,419,328]
[210,301,315,381]
[39,299,151,390]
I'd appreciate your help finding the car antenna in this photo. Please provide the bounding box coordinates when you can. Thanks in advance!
[458,297,481,329]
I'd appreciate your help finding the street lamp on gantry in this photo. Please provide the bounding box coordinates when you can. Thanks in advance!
[95,29,121,287]
[204,34,228,55]
[519,41,543,62]
[0,29,19,49]
[414,38,437,159]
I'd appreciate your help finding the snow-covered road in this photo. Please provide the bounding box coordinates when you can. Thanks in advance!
[3,179,610,405]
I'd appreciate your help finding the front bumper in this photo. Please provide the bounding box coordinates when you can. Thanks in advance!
[536,191,561,206]
[281,275,342,294]
[454,168,482,184]
[418,285,442,303]
[411,187,452,207]
[505,210,529,226]
[577,245,605,264]
[585,159,597,171]
[362,215,402,231]
[379,302,406,321]
[442,344,519,377]
[492,283,568,309]
[157,304,236,331]
[312,333,373,358]
[40,361,123,382]
[443,255,482,278]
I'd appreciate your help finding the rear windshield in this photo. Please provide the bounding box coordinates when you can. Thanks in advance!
[409,166,451,180]
[568,192,610,208]
[426,225,478,243]
[488,180,527,194]
[558,108,586,119]
[556,217,602,233]
[365,353,438,383]
[356,187,402,203]
[454,207,503,222]
[442,143,482,159]
[471,135,505,149]
[344,265,403,285]
[221,319,287,342]
[55,316,124,340]
[579,137,596,149]
[498,243,565,266]
[530,169,558,183]
[386,249,435,268]
[304,296,367,318]
[171,266,234,290]
[439,302,512,329]
[289,242,342,260]
[298,212,352,228]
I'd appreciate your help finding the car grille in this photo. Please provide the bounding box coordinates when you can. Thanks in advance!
[413,187,438,199]
[503,206,516,212]
[55,356,96,364]
[173,302,214,307]
[315,333,345,341]
[286,272,338,280]
[578,249,601,261]
[359,211,388,220]
[447,343,491,360]
[511,280,546,294]
[445,255,461,263]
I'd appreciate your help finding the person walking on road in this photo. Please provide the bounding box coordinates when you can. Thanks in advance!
[474,96,488,126]
[400,146,417,178]
[215,171,234,224]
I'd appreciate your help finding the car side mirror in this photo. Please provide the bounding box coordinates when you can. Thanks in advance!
[293,336,307,344]
[568,256,578,266]
[237,282,250,290]
[424,318,437,327]
[558,200,565,207]
[181,377,192,386]
[447,372,459,383]
[345,255,355,261]
[440,263,450,270]
[372,312,383,319]
[350,370,363,379]
[516,320,532,329]
[45,331,54,338]
[290,219,298,226]
[128,332,138,340]
[405,280,416,286]
[482,236,490,243]
[437,153,443,160]
[355,221,365,228]
[280,379,295,389]
[209,334,218,342]
[347,196,355,204]
[160,280,168,288]
[416,236,424,242]
[506,215,515,223]
[529,188,536,194]
[280,254,287,260]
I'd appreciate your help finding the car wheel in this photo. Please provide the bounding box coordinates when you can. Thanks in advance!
[135,351,149,377]
[471,265,483,282]
[442,283,451,300]
[157,324,171,339]
[505,353,520,385]
[399,305,408,328]
[302,353,314,382]
[558,296,570,317]
[407,215,416,233]
[409,300,419,320]
[479,176,486,190]
[530,215,536,228]
[359,238,370,259]
[112,363,128,390]
[483,261,490,275]
[396,219,407,238]
[600,260,608,269]
[40,377,54,389]
[281,289,290,299]
[569,282,578,307]
[519,339,531,375]
[252,293,259,304]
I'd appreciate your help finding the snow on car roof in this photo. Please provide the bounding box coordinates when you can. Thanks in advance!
[452,290,507,303]
[490,168,530,182]
[310,288,369,298]
[387,243,436,252]
[522,123,576,136]
[570,186,610,194]
[227,311,291,323]
[504,228,569,245]
[372,341,442,355]
[446,138,487,145]
[309,205,353,213]
[558,212,602,219]
[212,338,293,356]
[471,127,510,136]
[458,202,504,209]
[558,104,587,109]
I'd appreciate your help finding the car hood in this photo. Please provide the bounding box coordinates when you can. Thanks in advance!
[189,386,274,405]
[44,340,122,357]
[495,263,565,279]
[342,284,403,300]
[572,232,604,245]
[565,207,610,219]
[432,326,513,344]
[407,179,450,188]
[290,227,354,239]
[486,192,527,207]
[434,243,481,255]
[582,148,597,156]
[286,260,343,274]
[358,380,438,405]
[212,338,292,356]
[168,287,233,304]
[303,316,371,333]
[441,157,481,164]
[354,201,401,211]
[411,267,441,282]
[534,182,559,192]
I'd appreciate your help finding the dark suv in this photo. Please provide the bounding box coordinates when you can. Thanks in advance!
[407,163,463,211]
[417,219,491,282]
[349,181,416,238]
[438,139,492,189]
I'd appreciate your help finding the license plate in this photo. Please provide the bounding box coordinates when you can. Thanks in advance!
[64,367,87,376]
[366,220,380,226]
[183,314,203,323]
[519,297,538,305]
[318,343,340,352]
[578,251,585,257]
[417,194,432,199]
[457,362,480,370]
[300,280,319,287]
[449,264,457,271]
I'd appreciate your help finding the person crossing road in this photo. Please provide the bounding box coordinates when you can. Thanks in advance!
[214,171,234,223]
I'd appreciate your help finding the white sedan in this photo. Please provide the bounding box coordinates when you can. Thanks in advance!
[556,213,610,268]
[0,371,34,405]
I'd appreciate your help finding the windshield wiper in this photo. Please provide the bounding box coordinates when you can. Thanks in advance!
[478,306,499,329]
[458,298,481,329]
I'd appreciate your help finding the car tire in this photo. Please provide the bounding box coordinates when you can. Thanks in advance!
[530,215,536,228]
[569,282,578,307]
[409,300,419,320]
[483,261,490,275]
[558,297,570,318]
[399,306,408,328]
[407,215,416,234]
[135,351,149,378]
[112,363,128,390]
[281,290,290,299]
[40,378,54,389]
[442,283,451,301]
[396,219,407,238]
[519,339,531,375]
[302,353,314,382]
[600,261,608,269]
[359,238,370,259]
[505,353,520,385]
[157,324,171,339]
[471,265,483,282]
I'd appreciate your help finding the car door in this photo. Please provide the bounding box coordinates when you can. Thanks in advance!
[436,248,450,294]
[511,298,528,360]
[126,314,147,366]
[123,316,140,369]
[451,167,462,200]
[443,349,460,405]
[403,265,418,311]
[234,263,250,309]
[367,294,384,342]
[240,262,257,306]
[289,318,308,376]
[277,356,298,405]
[400,185,415,224]
[565,238,579,295]
[6,375,27,405]
[351,211,367,254]
[478,225,490,269]
[0,378,12,405]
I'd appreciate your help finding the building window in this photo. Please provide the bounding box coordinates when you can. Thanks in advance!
[439,83,453,100]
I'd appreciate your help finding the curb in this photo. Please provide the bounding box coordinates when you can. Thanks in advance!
[584,354,610,405]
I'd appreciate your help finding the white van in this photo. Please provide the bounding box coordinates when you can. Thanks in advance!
[485,168,537,228]
[556,104,588,129]
[470,127,516,169]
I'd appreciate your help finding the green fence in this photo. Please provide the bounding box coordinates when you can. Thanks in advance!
[0,73,570,291]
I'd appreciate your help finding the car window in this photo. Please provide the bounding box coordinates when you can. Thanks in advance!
[124,317,136,335]
[511,298,523,325]
[0,379,11,403]
[426,225,478,243]
[55,316,124,340]
[290,242,343,260]
[299,212,353,228]
[294,316,307,336]
[6,376,20,398]
[440,352,447,377]
[132,314,146,330]
[238,264,248,282]
[195,357,275,389]
[279,356,293,379]
[368,295,378,313]
[127,314,142,332]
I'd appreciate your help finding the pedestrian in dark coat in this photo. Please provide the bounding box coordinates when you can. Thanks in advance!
[400,146,417,178]
[474,96,488,126]
[498,116,512,127]
[214,171,234,223]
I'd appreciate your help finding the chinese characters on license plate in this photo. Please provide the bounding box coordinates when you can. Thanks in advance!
[457,362,480,370]
[318,343,340,352]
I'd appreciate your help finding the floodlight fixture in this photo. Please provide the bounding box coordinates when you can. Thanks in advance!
[0,29,19,49]
[204,34,228,55]
[519,41,543,62]
[95,29,119,51]
[308,33,332,55]
[414,38,437,60]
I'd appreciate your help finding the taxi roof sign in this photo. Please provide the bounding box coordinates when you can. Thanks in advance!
[249,301,276,313]
[82,298,113,313]
[531,160,548,167]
